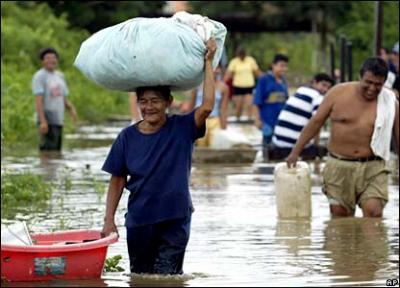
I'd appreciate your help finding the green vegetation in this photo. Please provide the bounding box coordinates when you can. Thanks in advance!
[104,255,125,273]
[44,1,165,33]
[337,1,400,78]
[59,166,74,191]
[1,1,398,151]
[1,2,129,150]
[226,33,320,85]
[1,164,110,220]
[83,168,107,200]
[1,170,53,218]
[193,1,399,81]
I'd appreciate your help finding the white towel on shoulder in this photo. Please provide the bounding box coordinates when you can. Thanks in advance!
[370,87,396,161]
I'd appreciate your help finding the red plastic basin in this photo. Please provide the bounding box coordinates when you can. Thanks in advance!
[1,229,118,282]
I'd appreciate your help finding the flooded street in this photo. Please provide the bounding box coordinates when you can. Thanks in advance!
[1,122,399,287]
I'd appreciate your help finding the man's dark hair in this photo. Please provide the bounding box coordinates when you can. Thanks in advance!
[313,73,335,86]
[39,47,59,60]
[136,86,172,102]
[359,57,388,81]
[272,54,289,64]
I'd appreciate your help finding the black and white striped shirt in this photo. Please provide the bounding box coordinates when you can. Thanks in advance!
[272,86,323,148]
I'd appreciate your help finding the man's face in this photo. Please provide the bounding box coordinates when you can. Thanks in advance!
[359,71,386,101]
[138,91,170,124]
[42,53,58,71]
[313,80,333,95]
[272,61,288,78]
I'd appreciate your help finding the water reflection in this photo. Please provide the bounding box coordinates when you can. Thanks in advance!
[191,166,228,189]
[39,151,62,180]
[2,278,107,287]
[1,124,398,287]
[323,218,389,283]
[275,219,311,256]
[128,273,195,287]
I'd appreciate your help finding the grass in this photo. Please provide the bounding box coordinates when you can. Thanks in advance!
[1,170,53,219]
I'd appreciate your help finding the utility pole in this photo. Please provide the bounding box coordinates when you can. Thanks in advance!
[373,1,383,56]
[347,42,353,81]
[330,42,335,80]
[340,35,346,83]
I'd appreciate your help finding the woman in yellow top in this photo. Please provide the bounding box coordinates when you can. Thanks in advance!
[224,46,262,122]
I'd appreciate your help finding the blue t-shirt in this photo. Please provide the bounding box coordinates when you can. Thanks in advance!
[102,110,205,228]
[253,72,289,132]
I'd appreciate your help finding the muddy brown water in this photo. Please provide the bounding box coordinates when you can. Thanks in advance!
[1,122,398,287]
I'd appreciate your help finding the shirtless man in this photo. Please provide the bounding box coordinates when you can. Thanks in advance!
[287,57,399,218]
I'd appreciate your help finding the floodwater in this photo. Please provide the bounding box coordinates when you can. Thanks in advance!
[1,122,399,287]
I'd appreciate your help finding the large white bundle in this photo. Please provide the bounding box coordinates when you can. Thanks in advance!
[74,12,226,91]
[210,128,252,149]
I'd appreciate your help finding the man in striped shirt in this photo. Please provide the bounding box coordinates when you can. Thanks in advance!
[269,73,334,160]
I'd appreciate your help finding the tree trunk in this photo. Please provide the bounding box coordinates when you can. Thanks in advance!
[318,9,329,73]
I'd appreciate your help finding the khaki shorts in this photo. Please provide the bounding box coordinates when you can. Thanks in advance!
[322,157,390,214]
[196,117,221,147]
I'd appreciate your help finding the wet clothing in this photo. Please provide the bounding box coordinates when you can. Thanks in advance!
[322,155,389,215]
[127,215,191,274]
[254,72,289,145]
[233,86,254,96]
[227,56,259,88]
[39,125,63,151]
[102,110,205,228]
[32,68,69,126]
[103,110,204,274]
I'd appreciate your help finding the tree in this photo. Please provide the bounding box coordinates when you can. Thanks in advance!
[190,1,398,73]
[336,1,399,77]
[41,1,166,32]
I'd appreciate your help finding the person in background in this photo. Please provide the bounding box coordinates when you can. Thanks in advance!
[379,47,397,73]
[224,46,262,122]
[129,92,142,124]
[333,68,341,84]
[101,38,217,275]
[253,54,289,153]
[389,42,399,96]
[219,46,229,75]
[187,65,230,147]
[287,57,399,218]
[270,73,335,160]
[32,47,77,151]
[379,47,397,89]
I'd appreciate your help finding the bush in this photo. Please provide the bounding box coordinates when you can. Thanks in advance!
[1,170,53,219]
